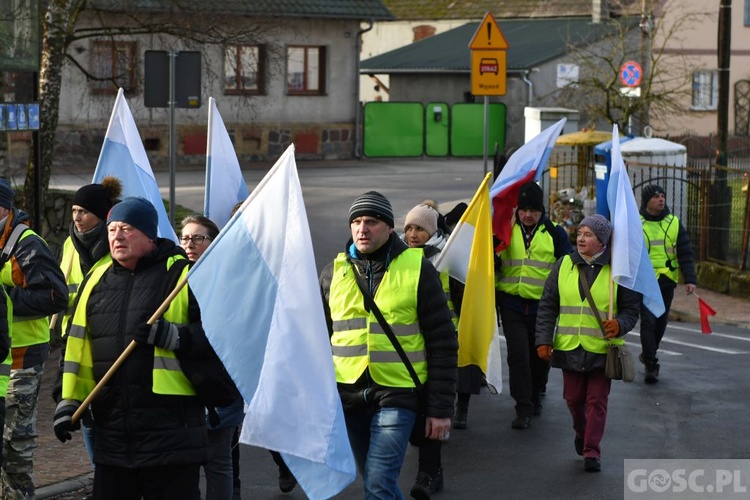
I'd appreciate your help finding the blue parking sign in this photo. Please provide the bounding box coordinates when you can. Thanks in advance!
[16,105,28,130]
[6,105,17,130]
[28,104,40,130]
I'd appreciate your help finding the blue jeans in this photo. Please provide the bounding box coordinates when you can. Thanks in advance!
[345,406,416,500]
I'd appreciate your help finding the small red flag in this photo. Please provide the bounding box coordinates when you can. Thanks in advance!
[698,297,716,334]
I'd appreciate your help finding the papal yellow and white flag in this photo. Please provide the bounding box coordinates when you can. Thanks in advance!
[435,173,496,372]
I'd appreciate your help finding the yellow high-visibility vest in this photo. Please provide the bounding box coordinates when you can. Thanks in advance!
[329,250,427,387]
[554,256,623,354]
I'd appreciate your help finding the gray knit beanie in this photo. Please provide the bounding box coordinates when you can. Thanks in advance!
[349,191,394,228]
[579,214,612,244]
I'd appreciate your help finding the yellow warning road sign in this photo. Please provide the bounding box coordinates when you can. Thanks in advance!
[469,12,508,50]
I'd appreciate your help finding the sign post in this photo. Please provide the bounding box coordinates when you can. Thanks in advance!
[469,12,509,176]
[619,60,642,135]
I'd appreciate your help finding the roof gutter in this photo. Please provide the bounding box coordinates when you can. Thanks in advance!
[354,19,375,160]
[521,70,533,107]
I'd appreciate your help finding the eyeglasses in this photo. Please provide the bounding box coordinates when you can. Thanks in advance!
[180,235,213,245]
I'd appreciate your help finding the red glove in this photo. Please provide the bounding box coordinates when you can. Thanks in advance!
[603,319,620,339]
[536,345,553,362]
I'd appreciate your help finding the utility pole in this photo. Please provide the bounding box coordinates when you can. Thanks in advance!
[639,0,652,133]
[713,0,731,260]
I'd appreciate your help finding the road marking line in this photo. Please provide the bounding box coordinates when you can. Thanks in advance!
[668,324,750,342]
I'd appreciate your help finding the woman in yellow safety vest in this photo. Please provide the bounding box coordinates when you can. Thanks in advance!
[535,215,640,473]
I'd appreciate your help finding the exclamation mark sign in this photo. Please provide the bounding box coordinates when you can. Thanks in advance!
[487,22,492,45]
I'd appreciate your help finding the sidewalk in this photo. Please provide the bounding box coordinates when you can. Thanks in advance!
[29,287,749,499]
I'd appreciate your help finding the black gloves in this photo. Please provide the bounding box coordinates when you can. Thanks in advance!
[134,319,180,351]
[53,399,81,442]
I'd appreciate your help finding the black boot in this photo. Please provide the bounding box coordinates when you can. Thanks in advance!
[639,353,660,384]
[532,390,543,416]
[454,400,468,430]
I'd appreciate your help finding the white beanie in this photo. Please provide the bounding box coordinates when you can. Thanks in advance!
[404,204,439,236]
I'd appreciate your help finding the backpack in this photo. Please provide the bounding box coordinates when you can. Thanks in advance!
[162,259,242,420]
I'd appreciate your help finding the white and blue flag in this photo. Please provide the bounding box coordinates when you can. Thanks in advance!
[204,97,249,228]
[607,125,665,317]
[187,145,355,499]
[93,88,177,242]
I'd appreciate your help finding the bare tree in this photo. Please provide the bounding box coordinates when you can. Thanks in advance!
[552,0,713,135]
[24,0,279,223]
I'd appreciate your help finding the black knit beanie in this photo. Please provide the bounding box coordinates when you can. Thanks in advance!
[72,184,114,220]
[517,182,545,212]
[641,184,665,209]
[349,191,394,228]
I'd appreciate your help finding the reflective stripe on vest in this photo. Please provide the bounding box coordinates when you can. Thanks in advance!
[496,224,557,300]
[554,256,623,354]
[1,230,51,348]
[329,249,427,387]
[642,214,680,283]
[62,257,195,401]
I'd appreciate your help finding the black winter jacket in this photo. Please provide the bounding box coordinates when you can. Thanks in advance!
[85,239,206,468]
[535,248,641,372]
[320,234,458,419]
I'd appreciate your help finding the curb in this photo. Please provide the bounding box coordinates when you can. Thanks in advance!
[36,473,94,499]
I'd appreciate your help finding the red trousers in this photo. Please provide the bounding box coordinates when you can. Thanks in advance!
[562,369,612,459]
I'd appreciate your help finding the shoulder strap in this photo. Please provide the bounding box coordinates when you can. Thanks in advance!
[0,223,28,267]
[349,261,423,390]
[578,267,606,336]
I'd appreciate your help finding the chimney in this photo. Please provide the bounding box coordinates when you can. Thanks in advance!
[592,0,608,23]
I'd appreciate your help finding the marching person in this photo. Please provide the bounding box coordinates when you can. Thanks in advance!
[0,179,68,499]
[51,177,122,473]
[535,214,639,472]
[495,182,571,429]
[320,191,457,499]
[179,214,247,500]
[401,203,469,499]
[53,197,207,499]
[639,184,697,383]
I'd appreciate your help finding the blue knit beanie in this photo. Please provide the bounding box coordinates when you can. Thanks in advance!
[107,197,158,240]
[0,179,14,209]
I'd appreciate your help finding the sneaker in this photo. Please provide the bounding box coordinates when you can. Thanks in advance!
[279,468,297,493]
[574,436,584,456]
[584,457,601,472]
[410,467,444,499]
[511,415,531,430]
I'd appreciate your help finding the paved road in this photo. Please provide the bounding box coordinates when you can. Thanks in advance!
[43,159,750,499]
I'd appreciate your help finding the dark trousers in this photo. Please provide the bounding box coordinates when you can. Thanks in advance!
[639,283,675,362]
[562,369,611,460]
[499,306,550,416]
[417,438,442,474]
[93,463,201,500]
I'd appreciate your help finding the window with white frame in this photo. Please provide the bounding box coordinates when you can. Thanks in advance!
[692,70,718,111]
[287,46,326,95]
[90,41,136,94]
[224,44,264,95]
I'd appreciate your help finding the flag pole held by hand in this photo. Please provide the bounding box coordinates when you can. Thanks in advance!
[71,275,189,423]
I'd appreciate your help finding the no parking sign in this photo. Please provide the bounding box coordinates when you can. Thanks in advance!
[619,61,642,87]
